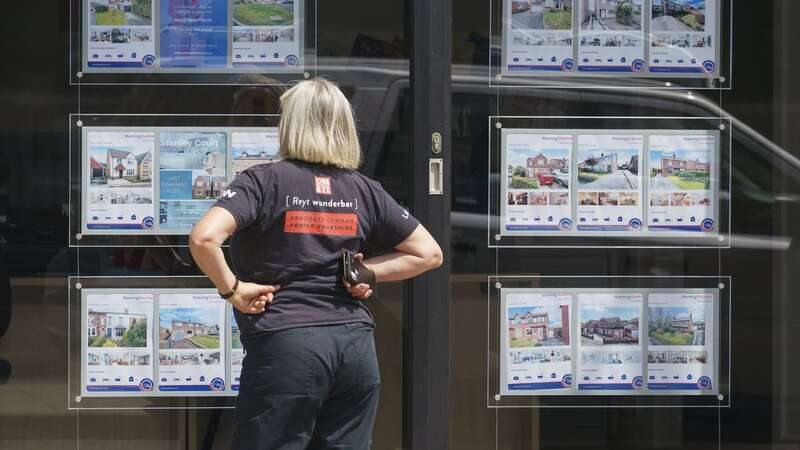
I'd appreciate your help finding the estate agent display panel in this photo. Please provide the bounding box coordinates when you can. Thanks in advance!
[80,287,244,399]
[82,0,305,73]
[77,125,279,239]
[499,127,721,239]
[495,285,725,403]
[501,0,723,78]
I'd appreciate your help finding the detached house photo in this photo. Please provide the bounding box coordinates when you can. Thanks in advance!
[507,150,570,190]
[648,306,706,346]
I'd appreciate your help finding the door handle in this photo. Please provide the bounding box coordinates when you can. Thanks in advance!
[429,158,443,195]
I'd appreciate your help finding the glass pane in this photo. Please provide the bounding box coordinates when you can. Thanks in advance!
[0,0,410,448]
[452,0,800,449]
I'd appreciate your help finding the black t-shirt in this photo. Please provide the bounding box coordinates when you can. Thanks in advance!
[214,159,419,339]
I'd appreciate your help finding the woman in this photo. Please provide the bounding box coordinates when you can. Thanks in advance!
[189,78,443,450]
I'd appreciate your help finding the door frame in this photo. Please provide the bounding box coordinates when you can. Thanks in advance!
[404,0,452,448]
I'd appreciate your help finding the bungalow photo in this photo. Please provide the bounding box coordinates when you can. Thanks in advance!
[651,0,706,32]
[578,148,640,190]
[87,308,148,348]
[650,149,711,190]
[507,304,570,348]
[580,306,640,345]
[233,0,294,27]
[90,0,153,26]
[511,0,572,31]
[507,148,570,190]
[648,305,706,346]
[581,0,643,31]
[159,307,221,350]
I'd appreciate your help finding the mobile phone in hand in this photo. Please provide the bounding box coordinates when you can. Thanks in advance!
[341,250,376,286]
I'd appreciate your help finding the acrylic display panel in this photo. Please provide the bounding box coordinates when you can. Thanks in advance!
[487,275,731,408]
[69,276,244,409]
[491,0,732,89]
[489,116,731,247]
[70,0,316,85]
[69,114,281,246]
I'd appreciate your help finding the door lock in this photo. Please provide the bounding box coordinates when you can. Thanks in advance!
[431,132,442,154]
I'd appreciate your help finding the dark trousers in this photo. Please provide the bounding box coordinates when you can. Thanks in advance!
[233,323,380,450]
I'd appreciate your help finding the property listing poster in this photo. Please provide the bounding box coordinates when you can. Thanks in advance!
[86,131,156,231]
[648,134,716,232]
[504,291,573,392]
[232,0,302,68]
[647,292,715,391]
[504,133,573,232]
[86,0,156,69]
[577,292,644,391]
[230,317,243,391]
[158,292,227,392]
[578,0,646,72]
[84,293,155,394]
[576,134,644,231]
[159,132,227,232]
[231,130,281,179]
[650,0,718,74]
[159,0,229,68]
[505,0,574,72]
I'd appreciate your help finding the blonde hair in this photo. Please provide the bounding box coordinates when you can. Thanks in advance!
[278,79,361,169]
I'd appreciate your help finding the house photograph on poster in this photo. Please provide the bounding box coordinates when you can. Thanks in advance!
[580,0,643,30]
[580,306,640,345]
[89,0,152,26]
[507,149,569,190]
[648,305,706,346]
[507,305,570,348]
[652,0,706,32]
[233,0,294,26]
[87,308,148,348]
[159,308,221,350]
[511,0,573,31]
[578,148,639,190]
[650,149,711,190]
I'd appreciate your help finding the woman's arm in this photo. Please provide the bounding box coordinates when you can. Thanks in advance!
[189,207,279,314]
[344,224,443,299]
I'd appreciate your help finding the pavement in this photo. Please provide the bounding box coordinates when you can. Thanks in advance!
[651,175,678,190]
[581,170,638,190]
[691,329,705,346]
[125,13,150,26]
[512,6,544,30]
[652,15,693,32]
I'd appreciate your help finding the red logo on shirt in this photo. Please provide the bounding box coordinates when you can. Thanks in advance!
[315,176,332,195]
[284,211,358,236]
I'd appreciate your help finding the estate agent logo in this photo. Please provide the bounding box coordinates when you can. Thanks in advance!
[315,176,332,195]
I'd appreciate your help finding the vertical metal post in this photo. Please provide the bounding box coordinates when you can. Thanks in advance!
[405,0,451,447]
